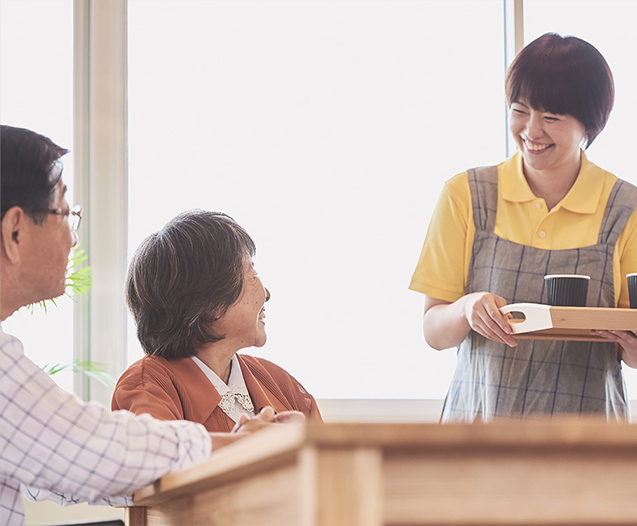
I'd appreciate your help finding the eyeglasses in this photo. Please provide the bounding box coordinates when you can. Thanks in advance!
[48,204,83,231]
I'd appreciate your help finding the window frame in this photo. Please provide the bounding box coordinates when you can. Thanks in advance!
[73,0,128,404]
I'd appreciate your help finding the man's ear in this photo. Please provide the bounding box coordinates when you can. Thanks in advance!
[1,206,28,264]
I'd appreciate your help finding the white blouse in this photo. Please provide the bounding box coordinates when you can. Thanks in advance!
[191,355,256,422]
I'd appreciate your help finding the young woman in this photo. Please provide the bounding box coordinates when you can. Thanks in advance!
[410,33,637,422]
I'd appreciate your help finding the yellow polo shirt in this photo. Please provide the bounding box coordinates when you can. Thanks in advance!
[409,151,637,308]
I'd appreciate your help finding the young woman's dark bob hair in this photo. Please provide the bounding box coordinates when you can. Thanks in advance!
[505,33,614,148]
[126,210,256,360]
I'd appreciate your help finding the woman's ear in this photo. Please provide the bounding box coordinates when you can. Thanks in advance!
[1,206,27,264]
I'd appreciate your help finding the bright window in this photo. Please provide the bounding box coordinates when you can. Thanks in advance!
[0,0,75,392]
[127,0,506,399]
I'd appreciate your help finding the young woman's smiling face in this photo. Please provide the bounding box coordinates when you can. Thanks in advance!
[509,101,587,177]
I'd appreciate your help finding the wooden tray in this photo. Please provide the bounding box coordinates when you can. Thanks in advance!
[500,304,637,342]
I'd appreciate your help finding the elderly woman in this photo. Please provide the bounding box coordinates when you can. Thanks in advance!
[410,33,637,422]
[112,210,322,430]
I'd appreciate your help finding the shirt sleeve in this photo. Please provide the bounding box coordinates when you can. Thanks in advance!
[243,355,323,422]
[23,485,133,508]
[111,361,187,422]
[0,331,211,504]
[409,172,475,302]
[616,206,637,308]
[279,369,323,422]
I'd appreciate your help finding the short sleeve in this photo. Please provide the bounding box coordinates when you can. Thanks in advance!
[616,207,637,308]
[409,172,475,303]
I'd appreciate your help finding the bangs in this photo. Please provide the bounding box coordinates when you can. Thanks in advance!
[507,61,590,121]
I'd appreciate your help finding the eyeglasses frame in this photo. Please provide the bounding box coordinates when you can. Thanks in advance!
[48,204,83,231]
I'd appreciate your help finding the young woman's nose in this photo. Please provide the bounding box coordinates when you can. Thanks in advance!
[265,287,271,302]
[524,111,544,139]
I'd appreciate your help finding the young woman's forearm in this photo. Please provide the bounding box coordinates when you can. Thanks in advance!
[423,293,517,350]
[423,296,472,350]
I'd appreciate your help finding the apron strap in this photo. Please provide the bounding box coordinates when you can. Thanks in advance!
[467,165,499,233]
[597,179,637,247]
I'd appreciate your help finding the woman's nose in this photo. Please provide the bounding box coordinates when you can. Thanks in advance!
[525,112,544,139]
[265,287,271,302]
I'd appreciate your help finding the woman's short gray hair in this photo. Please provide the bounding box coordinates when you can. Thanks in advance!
[126,210,256,360]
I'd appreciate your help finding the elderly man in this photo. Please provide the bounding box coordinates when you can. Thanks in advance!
[0,125,291,525]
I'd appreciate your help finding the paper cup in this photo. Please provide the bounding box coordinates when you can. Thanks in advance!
[544,274,590,307]
[628,273,637,309]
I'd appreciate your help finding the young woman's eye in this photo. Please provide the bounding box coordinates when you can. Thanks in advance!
[544,116,559,122]
[512,108,527,115]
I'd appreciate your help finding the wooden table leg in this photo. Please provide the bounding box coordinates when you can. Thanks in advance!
[125,506,147,526]
[300,446,383,526]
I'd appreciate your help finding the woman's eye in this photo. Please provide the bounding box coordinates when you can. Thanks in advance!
[512,108,526,115]
[544,116,558,122]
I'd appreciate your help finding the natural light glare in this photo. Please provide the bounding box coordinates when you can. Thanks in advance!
[127,0,506,399]
[0,0,75,392]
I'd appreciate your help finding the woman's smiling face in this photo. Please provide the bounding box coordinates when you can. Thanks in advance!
[509,101,587,176]
[212,259,270,350]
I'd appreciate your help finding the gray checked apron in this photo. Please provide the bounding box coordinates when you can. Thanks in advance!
[441,165,637,422]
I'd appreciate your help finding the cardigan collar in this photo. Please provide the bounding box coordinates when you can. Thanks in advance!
[237,355,290,414]
[167,353,290,424]
[165,356,222,424]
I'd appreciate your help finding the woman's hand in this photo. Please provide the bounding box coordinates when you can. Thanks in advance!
[591,329,637,368]
[231,406,277,433]
[462,292,517,347]
[231,407,305,433]
[424,292,517,350]
[209,406,287,451]
[209,407,305,452]
[272,410,305,424]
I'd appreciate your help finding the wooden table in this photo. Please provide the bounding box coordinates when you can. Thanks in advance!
[127,419,637,525]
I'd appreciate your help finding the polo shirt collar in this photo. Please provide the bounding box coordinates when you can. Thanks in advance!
[501,150,603,214]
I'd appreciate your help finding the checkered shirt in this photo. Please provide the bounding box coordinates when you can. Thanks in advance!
[0,328,211,525]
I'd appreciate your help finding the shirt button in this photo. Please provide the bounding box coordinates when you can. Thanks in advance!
[535,203,542,209]
[539,231,546,238]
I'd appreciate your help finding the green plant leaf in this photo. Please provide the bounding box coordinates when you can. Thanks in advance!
[42,359,117,389]
[64,246,93,298]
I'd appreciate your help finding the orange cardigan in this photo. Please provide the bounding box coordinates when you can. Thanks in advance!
[112,354,322,432]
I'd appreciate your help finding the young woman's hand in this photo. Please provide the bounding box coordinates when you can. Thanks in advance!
[591,329,637,368]
[424,292,517,350]
[462,292,517,347]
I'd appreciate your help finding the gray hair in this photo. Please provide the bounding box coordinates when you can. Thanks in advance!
[126,210,256,359]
